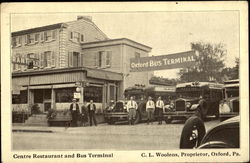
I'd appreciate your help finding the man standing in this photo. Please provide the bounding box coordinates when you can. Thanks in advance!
[146,96,155,125]
[81,101,88,127]
[156,96,165,125]
[69,98,80,127]
[87,100,97,126]
[126,96,138,125]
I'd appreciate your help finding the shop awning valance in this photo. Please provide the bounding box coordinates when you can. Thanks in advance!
[87,69,123,81]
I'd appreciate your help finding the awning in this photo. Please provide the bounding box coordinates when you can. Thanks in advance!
[87,69,123,81]
[52,83,77,89]
[29,85,52,89]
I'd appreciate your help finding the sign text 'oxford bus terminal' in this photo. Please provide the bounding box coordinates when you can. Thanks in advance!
[130,51,197,72]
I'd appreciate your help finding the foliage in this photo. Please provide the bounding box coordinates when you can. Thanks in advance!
[31,104,42,115]
[221,57,239,80]
[178,41,227,82]
[149,76,178,85]
[47,109,71,119]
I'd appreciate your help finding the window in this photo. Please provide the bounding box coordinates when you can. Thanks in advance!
[106,51,112,66]
[69,31,84,43]
[135,52,140,58]
[84,86,102,103]
[44,31,51,41]
[34,89,43,103]
[68,51,81,67]
[43,51,56,67]
[12,36,22,47]
[12,37,17,47]
[55,88,75,103]
[95,51,112,68]
[27,34,35,44]
[27,53,39,69]
[35,33,39,42]
[12,90,28,104]
[80,34,84,42]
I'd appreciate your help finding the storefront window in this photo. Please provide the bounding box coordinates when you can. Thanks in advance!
[12,90,27,104]
[109,85,115,101]
[34,89,43,103]
[84,86,102,103]
[55,88,75,103]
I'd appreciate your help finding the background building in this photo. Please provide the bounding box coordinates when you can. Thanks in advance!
[12,16,152,113]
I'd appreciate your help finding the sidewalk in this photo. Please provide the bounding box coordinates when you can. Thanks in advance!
[12,123,107,133]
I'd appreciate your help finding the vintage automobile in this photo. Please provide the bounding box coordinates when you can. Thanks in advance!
[103,100,140,124]
[219,79,239,121]
[164,81,223,123]
[104,85,176,125]
[180,116,239,149]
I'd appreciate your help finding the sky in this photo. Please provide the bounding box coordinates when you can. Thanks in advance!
[11,12,239,79]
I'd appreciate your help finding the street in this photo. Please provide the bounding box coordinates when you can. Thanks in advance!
[13,119,219,150]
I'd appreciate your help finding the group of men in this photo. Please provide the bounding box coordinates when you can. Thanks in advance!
[126,96,166,125]
[69,99,97,127]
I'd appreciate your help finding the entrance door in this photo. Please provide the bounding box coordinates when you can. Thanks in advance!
[44,102,51,112]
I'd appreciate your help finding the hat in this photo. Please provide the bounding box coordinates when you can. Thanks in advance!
[72,98,77,101]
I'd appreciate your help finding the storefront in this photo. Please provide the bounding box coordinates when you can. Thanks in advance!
[12,67,123,114]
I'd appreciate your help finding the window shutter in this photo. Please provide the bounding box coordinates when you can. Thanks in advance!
[101,52,106,68]
[108,51,112,66]
[69,31,73,40]
[52,30,56,40]
[18,36,22,46]
[51,51,56,67]
[80,34,84,43]
[94,52,98,67]
[68,52,73,67]
[80,53,84,67]
[40,32,44,42]
[24,35,27,45]
[40,53,44,68]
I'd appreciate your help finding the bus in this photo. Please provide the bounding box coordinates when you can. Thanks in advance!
[104,85,176,124]
[219,79,239,121]
[164,81,223,123]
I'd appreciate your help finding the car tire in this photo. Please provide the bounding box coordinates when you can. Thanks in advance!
[180,116,206,149]
[165,118,172,124]
[107,118,115,125]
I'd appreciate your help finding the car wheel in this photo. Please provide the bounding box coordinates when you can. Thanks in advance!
[180,116,206,149]
[165,118,172,124]
[107,118,115,125]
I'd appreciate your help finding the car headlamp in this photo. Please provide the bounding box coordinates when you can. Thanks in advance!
[219,103,231,113]
[186,102,191,109]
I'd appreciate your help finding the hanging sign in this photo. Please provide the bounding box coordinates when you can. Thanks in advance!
[130,51,197,72]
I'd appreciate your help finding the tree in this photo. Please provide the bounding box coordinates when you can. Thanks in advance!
[221,57,239,80]
[178,41,226,82]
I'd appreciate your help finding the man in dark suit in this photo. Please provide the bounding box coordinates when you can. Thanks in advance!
[69,98,80,127]
[87,100,97,126]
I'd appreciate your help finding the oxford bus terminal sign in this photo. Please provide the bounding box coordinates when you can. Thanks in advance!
[130,51,197,72]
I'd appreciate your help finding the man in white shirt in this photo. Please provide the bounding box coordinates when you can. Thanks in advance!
[126,96,138,125]
[146,96,155,125]
[156,96,165,125]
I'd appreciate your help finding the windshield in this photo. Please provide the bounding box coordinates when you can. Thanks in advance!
[225,89,239,98]
[176,87,202,98]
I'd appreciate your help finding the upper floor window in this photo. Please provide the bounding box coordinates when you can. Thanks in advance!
[68,51,83,67]
[27,53,39,69]
[42,51,56,68]
[44,30,56,41]
[69,31,84,43]
[12,36,22,47]
[95,51,112,68]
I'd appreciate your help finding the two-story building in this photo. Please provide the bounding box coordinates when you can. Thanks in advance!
[12,16,152,113]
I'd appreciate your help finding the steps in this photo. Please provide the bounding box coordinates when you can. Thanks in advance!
[24,114,49,126]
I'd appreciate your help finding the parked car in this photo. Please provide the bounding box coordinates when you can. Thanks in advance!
[219,79,239,121]
[180,116,239,149]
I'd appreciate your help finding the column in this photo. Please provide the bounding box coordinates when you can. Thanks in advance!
[51,88,56,110]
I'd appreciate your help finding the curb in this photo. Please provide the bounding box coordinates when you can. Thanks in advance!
[12,129,53,133]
